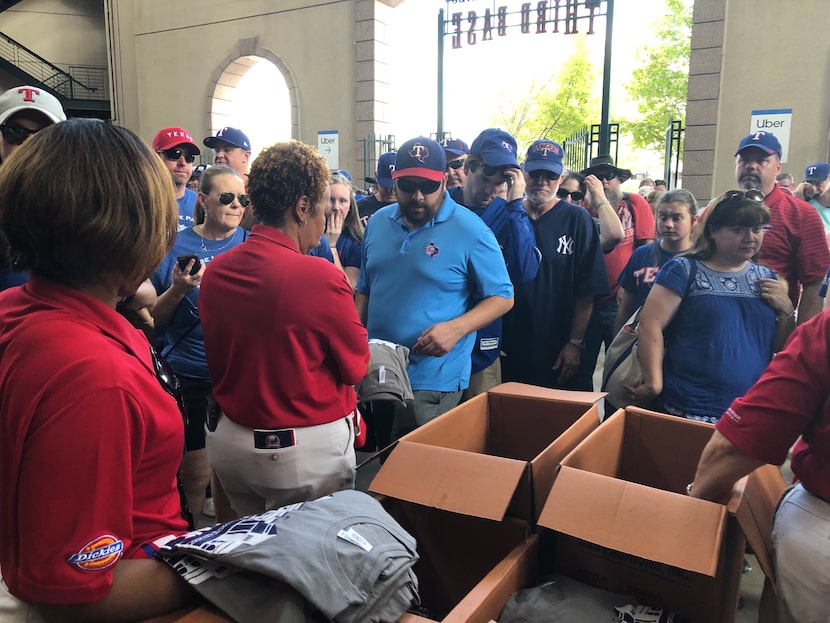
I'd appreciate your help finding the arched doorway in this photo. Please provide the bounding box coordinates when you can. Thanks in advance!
[208,53,294,160]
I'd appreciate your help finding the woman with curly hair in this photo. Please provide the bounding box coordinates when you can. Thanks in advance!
[199,141,370,515]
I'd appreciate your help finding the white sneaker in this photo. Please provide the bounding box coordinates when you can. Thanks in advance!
[203,497,216,518]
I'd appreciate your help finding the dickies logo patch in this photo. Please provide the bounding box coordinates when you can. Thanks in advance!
[68,535,124,571]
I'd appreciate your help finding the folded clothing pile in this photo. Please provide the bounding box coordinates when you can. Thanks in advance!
[160,489,419,623]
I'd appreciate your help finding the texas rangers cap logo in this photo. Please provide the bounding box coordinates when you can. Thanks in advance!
[68,535,124,571]
[409,143,430,163]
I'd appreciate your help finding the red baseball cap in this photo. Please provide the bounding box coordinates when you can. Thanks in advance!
[152,127,201,154]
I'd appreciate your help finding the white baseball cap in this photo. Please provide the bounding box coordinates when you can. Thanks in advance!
[0,86,66,126]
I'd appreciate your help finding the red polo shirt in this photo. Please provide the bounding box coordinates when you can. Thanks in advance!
[0,276,187,604]
[200,225,369,430]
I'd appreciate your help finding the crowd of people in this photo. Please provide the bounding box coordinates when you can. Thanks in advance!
[0,81,828,622]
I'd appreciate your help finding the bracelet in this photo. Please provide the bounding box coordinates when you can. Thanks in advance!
[686,482,693,496]
[776,309,795,322]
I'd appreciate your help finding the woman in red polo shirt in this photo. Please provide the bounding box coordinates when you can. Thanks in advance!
[0,120,193,621]
[200,141,370,516]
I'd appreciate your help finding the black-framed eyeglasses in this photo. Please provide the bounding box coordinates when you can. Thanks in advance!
[218,192,250,207]
[0,122,39,146]
[447,159,465,170]
[528,170,560,182]
[557,188,585,202]
[595,171,617,181]
[159,148,196,164]
[396,178,442,195]
[722,189,765,204]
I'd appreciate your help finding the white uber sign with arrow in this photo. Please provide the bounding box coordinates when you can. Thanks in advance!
[317,130,339,169]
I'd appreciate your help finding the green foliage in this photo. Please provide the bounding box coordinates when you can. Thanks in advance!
[492,37,600,148]
[624,0,692,151]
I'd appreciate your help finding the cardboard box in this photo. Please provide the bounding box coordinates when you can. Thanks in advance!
[370,382,605,524]
[390,407,784,623]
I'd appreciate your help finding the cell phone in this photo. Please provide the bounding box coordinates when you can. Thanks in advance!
[176,254,201,275]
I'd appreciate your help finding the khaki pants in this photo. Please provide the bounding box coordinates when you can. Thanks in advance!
[207,414,356,516]
[461,358,502,402]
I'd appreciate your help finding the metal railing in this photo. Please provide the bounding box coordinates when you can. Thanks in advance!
[363,135,396,182]
[0,31,108,101]
[563,123,619,173]
[664,119,684,190]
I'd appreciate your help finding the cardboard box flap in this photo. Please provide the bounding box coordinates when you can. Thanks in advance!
[369,440,528,521]
[728,464,787,589]
[489,382,606,405]
[540,466,728,576]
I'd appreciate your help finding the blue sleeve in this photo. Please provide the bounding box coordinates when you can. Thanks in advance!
[355,220,374,295]
[573,209,610,298]
[500,198,540,285]
[654,257,692,296]
[308,236,334,263]
[618,244,650,294]
[469,220,514,300]
[336,235,362,268]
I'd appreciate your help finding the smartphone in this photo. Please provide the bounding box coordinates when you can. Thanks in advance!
[176,254,201,275]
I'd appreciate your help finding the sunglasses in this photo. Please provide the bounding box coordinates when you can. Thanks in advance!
[528,170,560,182]
[218,192,250,207]
[557,188,585,202]
[447,159,465,170]
[0,122,39,146]
[595,172,617,182]
[722,189,765,204]
[159,148,196,164]
[396,178,442,195]
[480,164,509,179]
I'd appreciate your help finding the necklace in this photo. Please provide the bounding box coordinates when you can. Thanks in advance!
[197,225,237,253]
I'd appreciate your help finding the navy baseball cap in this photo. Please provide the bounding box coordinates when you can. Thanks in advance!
[524,140,565,175]
[204,127,251,151]
[805,162,830,183]
[374,152,397,189]
[735,132,782,157]
[469,128,520,168]
[392,137,446,183]
[440,137,469,157]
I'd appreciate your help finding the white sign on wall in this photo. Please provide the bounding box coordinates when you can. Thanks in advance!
[750,109,793,163]
[317,130,339,169]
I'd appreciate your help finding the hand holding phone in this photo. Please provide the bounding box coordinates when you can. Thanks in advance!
[176,254,201,276]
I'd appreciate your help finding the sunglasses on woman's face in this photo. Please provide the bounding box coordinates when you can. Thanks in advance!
[159,148,196,164]
[218,192,250,207]
[396,178,442,195]
[557,188,585,202]
[0,122,39,146]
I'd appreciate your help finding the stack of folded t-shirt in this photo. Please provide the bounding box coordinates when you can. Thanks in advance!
[160,489,419,623]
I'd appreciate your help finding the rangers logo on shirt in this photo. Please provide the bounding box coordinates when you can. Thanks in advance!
[68,535,124,571]
[424,242,440,259]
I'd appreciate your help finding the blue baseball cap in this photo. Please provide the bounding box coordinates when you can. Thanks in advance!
[440,137,469,157]
[735,132,782,157]
[374,152,397,189]
[335,169,353,181]
[469,128,519,168]
[523,140,565,175]
[392,137,446,182]
[204,127,251,151]
[805,162,830,183]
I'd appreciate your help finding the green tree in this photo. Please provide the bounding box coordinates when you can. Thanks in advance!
[625,0,692,151]
[492,37,600,148]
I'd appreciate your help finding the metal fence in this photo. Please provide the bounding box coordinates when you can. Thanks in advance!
[363,135,396,182]
[664,119,684,189]
[563,123,619,173]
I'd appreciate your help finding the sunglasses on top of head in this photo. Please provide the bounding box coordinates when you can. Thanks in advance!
[218,192,250,207]
[556,188,585,202]
[159,148,196,164]
[396,178,442,195]
[0,122,39,146]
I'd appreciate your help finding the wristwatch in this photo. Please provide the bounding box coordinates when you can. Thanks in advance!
[568,337,585,350]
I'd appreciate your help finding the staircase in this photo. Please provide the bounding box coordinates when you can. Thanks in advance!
[0,30,110,118]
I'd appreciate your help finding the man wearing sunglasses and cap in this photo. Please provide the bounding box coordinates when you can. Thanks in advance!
[204,126,252,182]
[440,137,469,189]
[734,132,830,324]
[447,128,539,399]
[0,86,66,290]
[501,140,608,390]
[152,127,202,232]
[356,136,513,438]
[578,154,655,390]
[0,85,66,164]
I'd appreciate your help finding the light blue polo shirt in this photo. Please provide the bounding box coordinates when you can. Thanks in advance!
[356,192,513,392]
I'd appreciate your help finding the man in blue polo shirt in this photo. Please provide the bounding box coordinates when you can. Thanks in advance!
[356,136,514,438]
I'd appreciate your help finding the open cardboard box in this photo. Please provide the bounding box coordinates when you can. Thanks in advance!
[370,382,605,524]
[391,407,785,623]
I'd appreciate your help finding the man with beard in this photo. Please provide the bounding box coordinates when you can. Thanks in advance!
[501,140,607,390]
[578,155,655,390]
[152,127,202,232]
[356,136,513,438]
[735,132,830,323]
[448,128,539,398]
